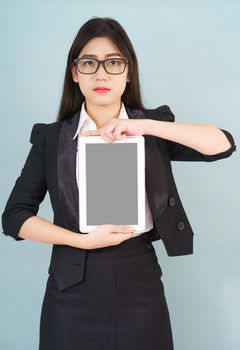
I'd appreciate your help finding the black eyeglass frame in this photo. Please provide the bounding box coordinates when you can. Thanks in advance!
[72,57,129,75]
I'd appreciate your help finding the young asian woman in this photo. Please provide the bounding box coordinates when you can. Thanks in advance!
[1,17,236,350]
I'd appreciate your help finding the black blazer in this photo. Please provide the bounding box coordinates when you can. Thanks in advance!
[1,105,236,291]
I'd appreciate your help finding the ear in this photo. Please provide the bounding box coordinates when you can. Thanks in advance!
[71,65,79,83]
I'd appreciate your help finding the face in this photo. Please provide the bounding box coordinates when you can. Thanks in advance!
[71,37,130,108]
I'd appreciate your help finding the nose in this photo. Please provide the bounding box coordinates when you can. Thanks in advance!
[94,62,108,80]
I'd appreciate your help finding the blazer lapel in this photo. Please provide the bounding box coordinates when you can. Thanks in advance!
[57,110,80,232]
[126,107,169,218]
[57,106,169,233]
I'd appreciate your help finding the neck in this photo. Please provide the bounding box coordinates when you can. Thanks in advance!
[84,100,122,129]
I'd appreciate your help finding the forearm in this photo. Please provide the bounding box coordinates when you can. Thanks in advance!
[18,216,86,248]
[145,120,232,155]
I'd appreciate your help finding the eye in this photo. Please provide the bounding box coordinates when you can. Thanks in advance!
[80,59,95,66]
[109,59,122,66]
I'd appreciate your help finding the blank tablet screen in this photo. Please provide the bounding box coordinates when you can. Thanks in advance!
[78,136,145,232]
[86,143,138,224]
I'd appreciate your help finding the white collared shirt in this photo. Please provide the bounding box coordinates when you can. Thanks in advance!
[73,101,153,236]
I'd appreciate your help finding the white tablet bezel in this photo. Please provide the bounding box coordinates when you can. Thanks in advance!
[78,135,145,233]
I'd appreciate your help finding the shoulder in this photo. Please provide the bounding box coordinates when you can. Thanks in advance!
[143,105,175,122]
[30,120,63,144]
[126,104,175,122]
[28,120,64,159]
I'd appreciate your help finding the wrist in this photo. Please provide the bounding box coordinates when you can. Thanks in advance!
[143,119,154,135]
[65,231,89,249]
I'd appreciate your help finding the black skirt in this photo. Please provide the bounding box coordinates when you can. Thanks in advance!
[39,232,174,350]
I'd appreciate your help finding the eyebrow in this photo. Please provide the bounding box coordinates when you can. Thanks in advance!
[80,53,123,59]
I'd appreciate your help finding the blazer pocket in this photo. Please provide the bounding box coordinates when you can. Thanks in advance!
[48,247,87,292]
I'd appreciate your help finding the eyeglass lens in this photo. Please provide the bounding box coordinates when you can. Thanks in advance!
[76,58,127,74]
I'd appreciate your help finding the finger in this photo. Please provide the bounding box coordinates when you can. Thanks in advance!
[112,225,135,232]
[113,128,123,138]
[105,130,115,140]
[104,123,117,138]
[113,133,123,140]
[113,232,134,240]
[116,134,127,140]
[105,130,125,142]
[99,130,114,143]
[80,130,100,136]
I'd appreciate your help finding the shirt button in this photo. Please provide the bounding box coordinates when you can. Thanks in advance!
[168,196,175,207]
[177,221,185,231]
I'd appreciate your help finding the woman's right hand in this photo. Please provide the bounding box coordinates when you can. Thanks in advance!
[80,224,135,250]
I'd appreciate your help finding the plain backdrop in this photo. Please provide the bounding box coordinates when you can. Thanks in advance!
[0,1,239,349]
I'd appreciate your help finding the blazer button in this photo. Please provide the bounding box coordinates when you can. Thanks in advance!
[177,221,185,231]
[168,196,175,207]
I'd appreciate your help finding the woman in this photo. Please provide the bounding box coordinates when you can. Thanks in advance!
[1,17,236,350]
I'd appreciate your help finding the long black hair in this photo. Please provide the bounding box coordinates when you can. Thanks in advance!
[57,17,145,122]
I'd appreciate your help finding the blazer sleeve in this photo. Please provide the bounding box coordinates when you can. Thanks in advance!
[1,123,48,241]
[157,105,236,161]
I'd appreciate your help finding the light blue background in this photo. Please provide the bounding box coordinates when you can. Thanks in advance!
[0,1,239,349]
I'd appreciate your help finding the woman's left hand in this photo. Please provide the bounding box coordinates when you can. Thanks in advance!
[80,119,147,143]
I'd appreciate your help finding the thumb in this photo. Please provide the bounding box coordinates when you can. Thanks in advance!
[80,129,100,136]
[112,225,135,233]
[116,232,134,239]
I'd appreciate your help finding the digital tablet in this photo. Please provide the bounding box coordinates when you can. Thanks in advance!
[78,135,145,233]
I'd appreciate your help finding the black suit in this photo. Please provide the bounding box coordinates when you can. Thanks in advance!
[2,105,236,293]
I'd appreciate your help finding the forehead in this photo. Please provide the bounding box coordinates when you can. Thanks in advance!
[79,37,122,58]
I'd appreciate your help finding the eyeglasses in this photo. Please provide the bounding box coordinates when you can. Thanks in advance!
[72,57,128,75]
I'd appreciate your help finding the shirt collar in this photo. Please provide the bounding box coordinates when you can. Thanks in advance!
[72,101,129,140]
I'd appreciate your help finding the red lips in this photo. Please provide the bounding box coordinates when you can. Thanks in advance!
[93,87,111,94]
[93,87,110,91]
